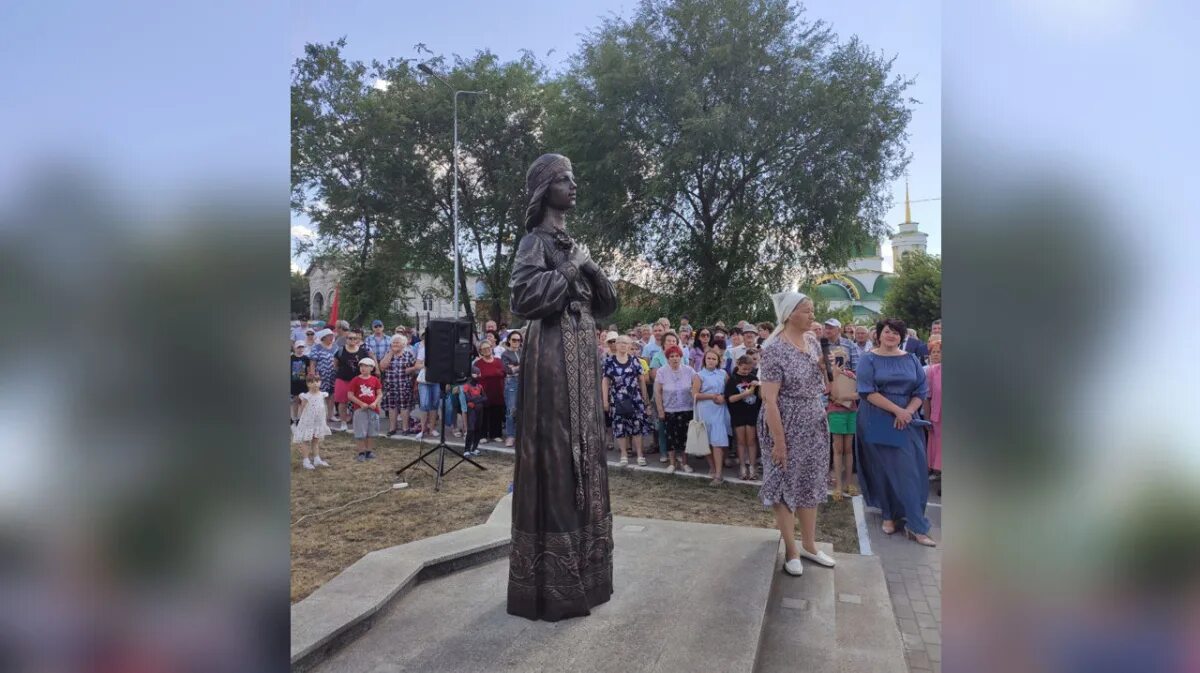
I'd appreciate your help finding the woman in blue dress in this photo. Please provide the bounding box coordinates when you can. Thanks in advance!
[855,318,937,547]
[692,348,732,485]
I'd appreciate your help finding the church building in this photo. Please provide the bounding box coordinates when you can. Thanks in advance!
[812,181,928,321]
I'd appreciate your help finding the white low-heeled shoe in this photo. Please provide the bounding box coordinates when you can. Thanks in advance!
[799,548,836,568]
[783,558,804,576]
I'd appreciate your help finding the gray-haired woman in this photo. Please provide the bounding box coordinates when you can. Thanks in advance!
[473,339,507,443]
[380,334,418,437]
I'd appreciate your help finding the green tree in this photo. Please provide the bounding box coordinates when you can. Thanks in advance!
[292,42,555,326]
[411,52,554,324]
[290,271,310,318]
[548,0,912,321]
[291,39,436,326]
[880,251,941,338]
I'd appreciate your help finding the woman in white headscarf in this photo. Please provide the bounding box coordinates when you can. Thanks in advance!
[757,291,837,577]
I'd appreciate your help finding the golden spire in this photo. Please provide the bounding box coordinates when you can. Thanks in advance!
[904,177,912,223]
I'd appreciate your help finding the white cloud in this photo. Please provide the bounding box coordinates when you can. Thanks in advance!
[372,78,391,92]
[291,224,315,240]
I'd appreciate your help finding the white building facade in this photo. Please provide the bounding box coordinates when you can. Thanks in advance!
[306,262,481,324]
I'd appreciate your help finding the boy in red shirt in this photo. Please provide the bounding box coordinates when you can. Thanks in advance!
[348,358,382,461]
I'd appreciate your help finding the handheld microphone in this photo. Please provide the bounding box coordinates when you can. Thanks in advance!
[818,337,834,382]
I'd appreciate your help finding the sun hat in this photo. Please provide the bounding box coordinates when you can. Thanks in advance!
[605,331,619,343]
[358,358,376,369]
[372,319,383,327]
[823,318,842,328]
[314,328,334,341]
[293,340,306,350]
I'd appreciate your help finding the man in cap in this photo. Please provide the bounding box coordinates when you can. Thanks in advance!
[365,319,391,361]
[820,318,859,373]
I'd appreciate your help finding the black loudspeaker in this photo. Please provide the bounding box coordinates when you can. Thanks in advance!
[424,319,474,384]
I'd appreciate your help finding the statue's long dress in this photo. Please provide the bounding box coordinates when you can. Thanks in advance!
[506,223,618,621]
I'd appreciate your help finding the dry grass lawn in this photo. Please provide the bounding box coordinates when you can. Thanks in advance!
[291,434,857,604]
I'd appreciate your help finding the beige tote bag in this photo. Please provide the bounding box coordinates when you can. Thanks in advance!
[684,402,711,456]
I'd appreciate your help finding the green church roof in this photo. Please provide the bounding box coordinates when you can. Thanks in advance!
[869,275,893,299]
[815,283,852,300]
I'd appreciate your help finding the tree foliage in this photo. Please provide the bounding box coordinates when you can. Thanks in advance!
[291,39,439,326]
[880,251,941,337]
[412,51,555,323]
[547,0,912,323]
[291,41,554,325]
[292,1,917,328]
[290,271,310,318]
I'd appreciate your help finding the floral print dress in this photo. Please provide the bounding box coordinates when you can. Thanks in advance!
[757,333,830,510]
[603,355,652,439]
[382,349,416,411]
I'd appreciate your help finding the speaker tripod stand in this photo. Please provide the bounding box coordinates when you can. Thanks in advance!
[396,387,486,491]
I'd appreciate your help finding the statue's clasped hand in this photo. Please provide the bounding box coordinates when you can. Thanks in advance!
[569,243,591,268]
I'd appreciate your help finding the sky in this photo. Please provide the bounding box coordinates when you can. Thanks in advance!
[0,3,286,207]
[290,0,942,273]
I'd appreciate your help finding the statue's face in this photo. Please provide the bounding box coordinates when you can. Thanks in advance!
[546,171,577,211]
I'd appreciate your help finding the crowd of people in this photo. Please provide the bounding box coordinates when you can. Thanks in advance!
[287,307,942,550]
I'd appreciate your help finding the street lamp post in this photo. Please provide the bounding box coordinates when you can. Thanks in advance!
[418,63,487,321]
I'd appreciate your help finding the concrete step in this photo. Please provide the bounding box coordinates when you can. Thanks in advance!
[832,552,908,673]
[753,541,838,673]
[309,516,781,673]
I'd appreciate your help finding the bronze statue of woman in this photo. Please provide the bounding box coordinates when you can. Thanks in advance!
[507,153,619,621]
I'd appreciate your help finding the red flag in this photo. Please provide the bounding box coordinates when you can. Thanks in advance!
[328,284,340,325]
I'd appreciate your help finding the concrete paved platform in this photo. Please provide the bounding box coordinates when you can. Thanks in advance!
[755,542,907,673]
[309,516,780,673]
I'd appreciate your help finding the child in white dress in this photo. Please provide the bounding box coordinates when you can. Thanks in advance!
[293,375,332,469]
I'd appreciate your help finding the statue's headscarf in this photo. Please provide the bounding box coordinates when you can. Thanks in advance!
[763,291,810,347]
[524,153,572,232]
